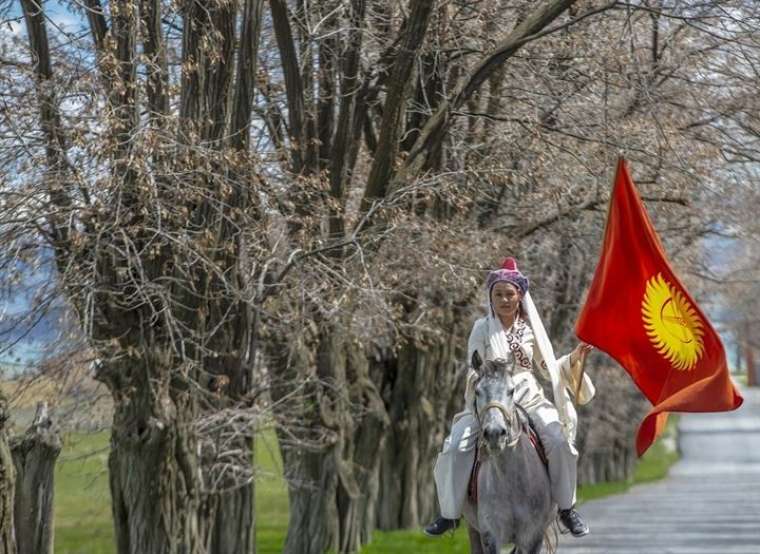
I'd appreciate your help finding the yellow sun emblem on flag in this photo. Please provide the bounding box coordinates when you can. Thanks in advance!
[641,273,705,371]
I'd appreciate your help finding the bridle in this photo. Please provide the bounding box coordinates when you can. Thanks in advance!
[475,398,522,449]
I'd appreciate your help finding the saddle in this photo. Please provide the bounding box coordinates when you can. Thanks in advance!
[468,408,548,504]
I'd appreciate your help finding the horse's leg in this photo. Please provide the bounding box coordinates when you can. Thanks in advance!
[525,536,544,554]
[480,531,500,554]
[467,525,484,554]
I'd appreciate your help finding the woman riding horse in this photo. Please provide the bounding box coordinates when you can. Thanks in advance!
[425,257,595,538]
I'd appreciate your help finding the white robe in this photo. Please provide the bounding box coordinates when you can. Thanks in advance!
[433,314,595,518]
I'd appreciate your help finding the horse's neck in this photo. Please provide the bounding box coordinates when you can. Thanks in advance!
[484,434,533,476]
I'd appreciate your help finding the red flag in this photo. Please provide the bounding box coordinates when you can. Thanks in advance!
[576,158,743,456]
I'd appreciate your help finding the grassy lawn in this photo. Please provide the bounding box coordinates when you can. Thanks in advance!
[52,430,290,554]
[55,431,113,554]
[52,424,679,554]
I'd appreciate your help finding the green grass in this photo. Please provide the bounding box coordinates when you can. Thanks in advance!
[54,431,113,554]
[255,432,289,553]
[52,430,290,554]
[52,424,679,554]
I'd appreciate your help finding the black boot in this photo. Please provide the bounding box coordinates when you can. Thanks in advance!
[559,507,590,537]
[423,516,459,536]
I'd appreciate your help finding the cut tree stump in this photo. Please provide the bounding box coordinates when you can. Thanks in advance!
[11,402,61,554]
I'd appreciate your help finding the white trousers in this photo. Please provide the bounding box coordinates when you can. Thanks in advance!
[433,399,578,518]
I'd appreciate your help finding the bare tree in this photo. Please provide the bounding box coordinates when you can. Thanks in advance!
[2,1,760,554]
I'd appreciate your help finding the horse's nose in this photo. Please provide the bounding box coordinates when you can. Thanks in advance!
[483,425,507,444]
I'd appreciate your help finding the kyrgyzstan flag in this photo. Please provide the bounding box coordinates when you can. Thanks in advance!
[576,158,743,456]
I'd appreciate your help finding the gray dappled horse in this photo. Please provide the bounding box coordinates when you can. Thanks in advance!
[461,352,555,554]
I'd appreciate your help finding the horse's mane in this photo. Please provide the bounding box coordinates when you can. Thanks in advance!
[479,358,514,379]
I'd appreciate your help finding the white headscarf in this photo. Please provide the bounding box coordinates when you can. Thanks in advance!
[485,287,573,438]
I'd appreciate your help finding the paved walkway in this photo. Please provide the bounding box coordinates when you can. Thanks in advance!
[558,385,760,554]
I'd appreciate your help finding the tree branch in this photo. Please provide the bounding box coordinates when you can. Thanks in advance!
[19,0,73,247]
[388,0,616,198]
[140,0,170,125]
[327,0,366,240]
[270,0,307,172]
[230,0,265,150]
[359,0,436,212]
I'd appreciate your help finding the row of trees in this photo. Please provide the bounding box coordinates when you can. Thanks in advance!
[1,0,759,553]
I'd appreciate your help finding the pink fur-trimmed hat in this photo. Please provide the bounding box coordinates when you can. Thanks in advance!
[485,257,529,295]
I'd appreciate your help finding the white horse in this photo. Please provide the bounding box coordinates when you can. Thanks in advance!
[462,352,556,554]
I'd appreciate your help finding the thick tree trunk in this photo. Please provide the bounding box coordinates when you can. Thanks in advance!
[205,356,256,554]
[208,483,254,554]
[373,303,468,530]
[338,344,388,548]
[11,402,61,554]
[279,447,341,554]
[107,378,207,554]
[96,342,256,554]
[0,396,15,554]
[271,324,388,554]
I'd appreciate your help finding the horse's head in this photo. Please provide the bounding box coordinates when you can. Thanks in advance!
[471,351,520,453]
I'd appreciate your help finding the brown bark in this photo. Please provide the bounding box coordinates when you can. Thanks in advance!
[387,0,580,199]
[23,0,258,552]
[103,360,206,554]
[361,0,436,211]
[140,0,170,122]
[0,396,15,554]
[206,350,257,554]
[270,0,307,172]
[328,0,367,240]
[231,0,265,150]
[373,303,468,530]
[270,323,388,554]
[11,403,61,554]
[207,487,254,554]
[745,320,757,387]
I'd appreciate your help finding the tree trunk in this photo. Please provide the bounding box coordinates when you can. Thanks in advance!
[208,483,254,554]
[271,323,388,554]
[11,402,61,554]
[206,355,256,554]
[745,320,757,387]
[338,344,388,548]
[0,396,15,554]
[373,303,468,530]
[279,446,341,554]
[106,374,207,554]
[748,346,757,387]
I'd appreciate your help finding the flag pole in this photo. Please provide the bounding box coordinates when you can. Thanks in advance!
[574,346,589,402]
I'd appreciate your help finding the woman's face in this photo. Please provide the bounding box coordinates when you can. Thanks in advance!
[490,281,521,320]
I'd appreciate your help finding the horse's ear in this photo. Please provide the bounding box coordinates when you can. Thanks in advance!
[471,350,482,371]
